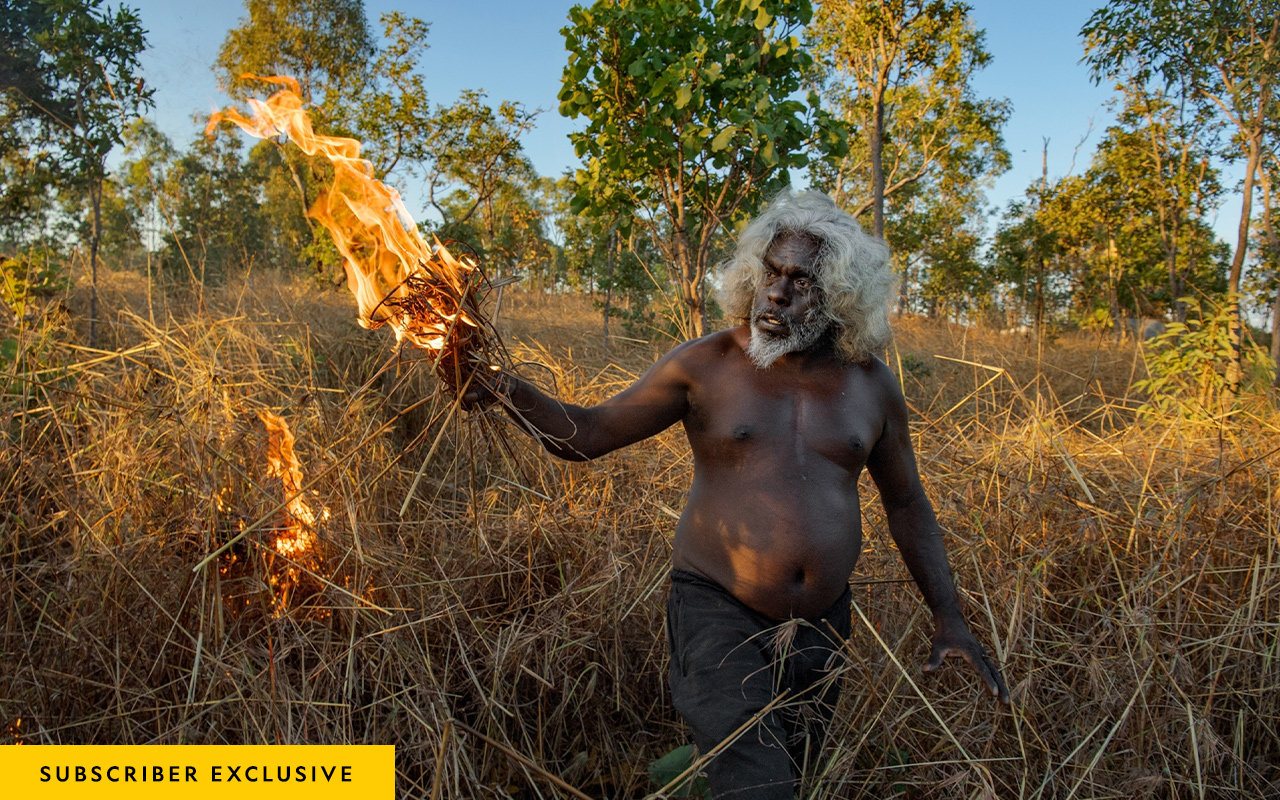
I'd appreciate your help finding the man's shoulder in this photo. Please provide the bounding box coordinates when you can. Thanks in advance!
[662,327,749,365]
[839,355,905,404]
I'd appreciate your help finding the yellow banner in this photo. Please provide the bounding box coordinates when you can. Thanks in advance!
[0,745,395,798]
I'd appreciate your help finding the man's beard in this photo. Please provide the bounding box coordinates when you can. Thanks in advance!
[746,309,831,369]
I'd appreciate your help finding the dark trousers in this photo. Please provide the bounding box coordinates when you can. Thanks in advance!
[666,570,853,799]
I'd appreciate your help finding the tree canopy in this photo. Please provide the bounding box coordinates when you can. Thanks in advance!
[560,0,846,337]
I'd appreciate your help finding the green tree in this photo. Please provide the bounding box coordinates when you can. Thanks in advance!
[423,89,540,245]
[991,187,1065,333]
[14,0,153,345]
[1084,0,1280,393]
[1105,83,1222,322]
[216,0,375,124]
[163,125,272,285]
[807,0,1009,240]
[0,0,63,229]
[216,0,377,280]
[117,118,177,256]
[354,12,433,182]
[560,0,844,338]
[1028,152,1225,335]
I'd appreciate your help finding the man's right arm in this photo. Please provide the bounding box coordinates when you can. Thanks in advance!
[468,343,694,462]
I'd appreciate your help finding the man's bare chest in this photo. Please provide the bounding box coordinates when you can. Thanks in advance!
[683,377,882,474]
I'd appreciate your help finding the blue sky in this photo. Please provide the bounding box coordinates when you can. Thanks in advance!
[128,0,1244,242]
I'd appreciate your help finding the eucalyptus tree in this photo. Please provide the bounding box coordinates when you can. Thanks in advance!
[422,90,539,243]
[1084,0,1280,392]
[1107,83,1222,322]
[560,0,846,338]
[216,0,376,123]
[991,187,1066,332]
[4,0,153,345]
[807,0,1009,240]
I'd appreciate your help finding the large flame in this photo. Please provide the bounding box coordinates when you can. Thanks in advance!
[208,75,480,353]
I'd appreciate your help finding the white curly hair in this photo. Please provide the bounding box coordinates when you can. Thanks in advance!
[717,189,896,363]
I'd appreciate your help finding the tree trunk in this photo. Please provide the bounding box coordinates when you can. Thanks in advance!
[1108,236,1123,341]
[1270,284,1280,386]
[602,228,615,350]
[675,230,704,339]
[870,87,886,239]
[89,177,102,349]
[1225,137,1261,395]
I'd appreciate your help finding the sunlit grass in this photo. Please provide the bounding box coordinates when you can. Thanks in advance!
[1,265,1277,798]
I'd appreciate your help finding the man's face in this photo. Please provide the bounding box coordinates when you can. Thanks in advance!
[746,233,829,369]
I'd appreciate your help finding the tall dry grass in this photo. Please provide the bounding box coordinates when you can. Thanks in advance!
[1,266,1277,799]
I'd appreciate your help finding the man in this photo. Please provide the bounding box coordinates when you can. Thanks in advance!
[466,190,1009,798]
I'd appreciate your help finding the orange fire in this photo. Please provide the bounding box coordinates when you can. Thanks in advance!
[259,410,329,560]
[208,75,482,354]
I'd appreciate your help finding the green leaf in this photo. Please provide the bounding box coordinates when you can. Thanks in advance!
[675,84,692,109]
[711,125,737,152]
[648,744,709,798]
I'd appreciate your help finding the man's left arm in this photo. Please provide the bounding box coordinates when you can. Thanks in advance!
[864,365,1010,704]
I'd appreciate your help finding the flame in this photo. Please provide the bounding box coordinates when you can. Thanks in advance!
[259,410,329,561]
[208,75,480,352]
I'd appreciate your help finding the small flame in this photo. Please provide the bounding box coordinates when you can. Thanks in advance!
[209,75,480,352]
[259,410,329,561]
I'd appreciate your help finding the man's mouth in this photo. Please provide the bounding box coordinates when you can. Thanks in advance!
[753,312,789,335]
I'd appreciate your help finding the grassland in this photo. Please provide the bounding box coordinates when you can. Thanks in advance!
[2,266,1278,798]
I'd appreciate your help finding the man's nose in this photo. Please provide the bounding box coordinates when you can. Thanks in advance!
[766,279,790,305]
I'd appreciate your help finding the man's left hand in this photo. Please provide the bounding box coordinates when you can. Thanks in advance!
[923,621,1011,705]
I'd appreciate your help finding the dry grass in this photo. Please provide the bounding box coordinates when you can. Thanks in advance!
[2,266,1277,799]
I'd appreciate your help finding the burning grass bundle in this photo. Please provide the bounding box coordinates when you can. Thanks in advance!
[209,74,506,397]
[364,255,499,393]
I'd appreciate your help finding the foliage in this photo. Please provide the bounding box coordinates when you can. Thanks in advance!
[215,0,375,129]
[807,0,1009,239]
[162,124,277,284]
[990,186,1066,333]
[1,251,67,320]
[0,1,62,227]
[990,92,1228,335]
[560,0,844,337]
[1083,0,1280,390]
[423,89,539,242]
[1134,295,1275,419]
[353,12,433,182]
[647,744,708,798]
[215,3,541,287]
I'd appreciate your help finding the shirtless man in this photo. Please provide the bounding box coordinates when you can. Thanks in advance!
[467,191,1009,798]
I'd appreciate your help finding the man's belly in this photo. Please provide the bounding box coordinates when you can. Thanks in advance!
[672,480,863,620]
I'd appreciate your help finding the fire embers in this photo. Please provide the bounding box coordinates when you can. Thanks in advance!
[209,75,503,396]
[215,411,334,620]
